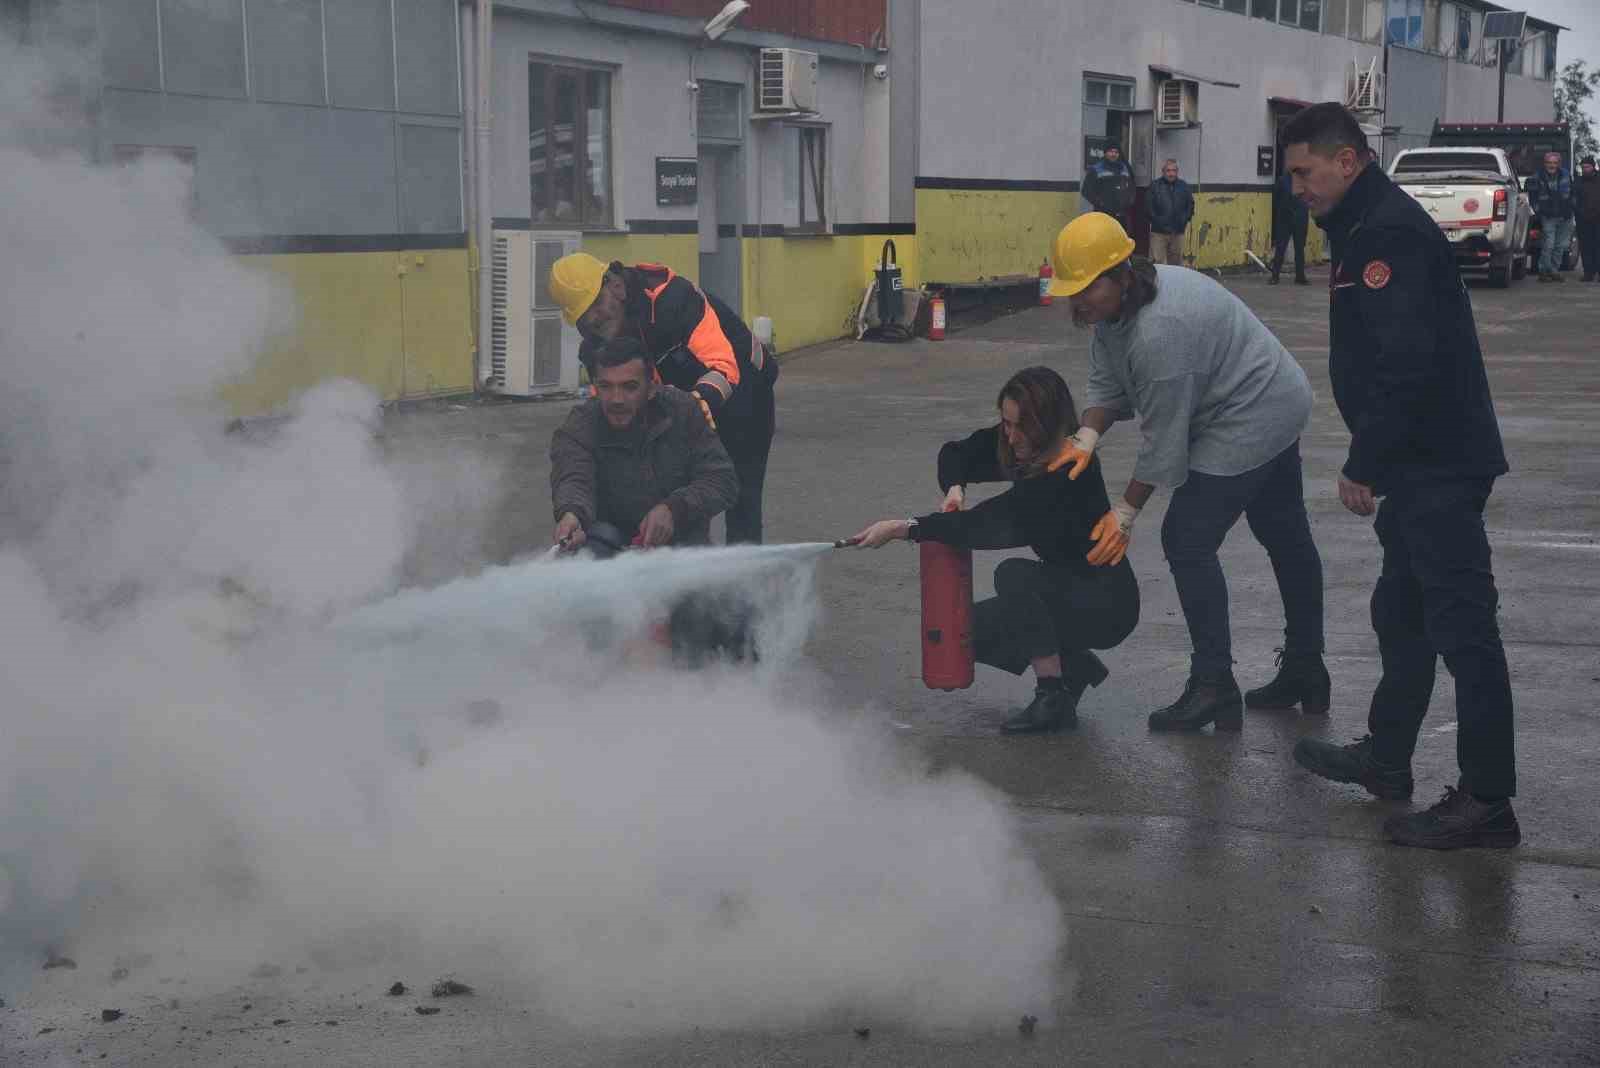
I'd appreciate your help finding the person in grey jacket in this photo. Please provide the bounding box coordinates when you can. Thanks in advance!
[1148,159,1195,266]
[551,337,738,552]
[1050,212,1328,735]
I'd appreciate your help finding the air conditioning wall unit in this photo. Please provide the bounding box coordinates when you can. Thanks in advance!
[1346,59,1384,113]
[487,229,583,396]
[1156,78,1197,126]
[758,48,819,112]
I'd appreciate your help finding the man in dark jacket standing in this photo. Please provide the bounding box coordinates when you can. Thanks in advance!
[1270,169,1309,285]
[1529,151,1576,281]
[1575,156,1600,283]
[551,338,738,553]
[1082,144,1135,230]
[1148,159,1195,266]
[1283,103,1519,851]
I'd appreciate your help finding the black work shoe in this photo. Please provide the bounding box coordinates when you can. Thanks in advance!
[1245,649,1331,715]
[1268,275,1281,285]
[1000,685,1079,735]
[1294,276,1310,285]
[1293,734,1413,800]
[1147,676,1243,733]
[1385,787,1521,850]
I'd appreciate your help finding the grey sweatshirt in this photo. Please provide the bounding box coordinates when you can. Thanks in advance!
[1084,265,1313,488]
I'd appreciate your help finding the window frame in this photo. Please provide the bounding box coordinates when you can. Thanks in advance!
[793,123,828,233]
[528,58,614,231]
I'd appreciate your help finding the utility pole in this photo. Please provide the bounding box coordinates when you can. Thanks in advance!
[1498,39,1508,122]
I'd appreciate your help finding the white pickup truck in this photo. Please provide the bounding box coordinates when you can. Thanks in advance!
[1387,147,1532,287]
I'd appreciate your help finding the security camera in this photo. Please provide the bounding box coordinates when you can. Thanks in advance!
[703,1,751,42]
[872,63,889,80]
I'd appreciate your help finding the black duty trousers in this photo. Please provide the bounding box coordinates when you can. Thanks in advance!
[1368,477,1516,797]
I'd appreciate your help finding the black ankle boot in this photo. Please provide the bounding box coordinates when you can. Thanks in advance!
[1148,675,1243,733]
[1000,682,1079,735]
[1245,650,1331,715]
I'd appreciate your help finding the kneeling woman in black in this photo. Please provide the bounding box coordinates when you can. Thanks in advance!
[847,366,1140,733]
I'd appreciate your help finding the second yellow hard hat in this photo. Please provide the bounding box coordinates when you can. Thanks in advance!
[1049,213,1136,298]
[548,251,609,325]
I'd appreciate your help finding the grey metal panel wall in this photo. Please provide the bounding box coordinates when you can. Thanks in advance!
[98,0,162,91]
[325,0,396,110]
[246,0,327,106]
[399,123,464,232]
[394,0,459,116]
[88,0,461,238]
[159,0,247,97]
[1386,47,1449,147]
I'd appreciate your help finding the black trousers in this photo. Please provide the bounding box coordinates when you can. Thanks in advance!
[720,369,777,545]
[1271,217,1308,280]
[1578,219,1600,278]
[1161,441,1325,681]
[974,557,1139,678]
[1368,477,1516,797]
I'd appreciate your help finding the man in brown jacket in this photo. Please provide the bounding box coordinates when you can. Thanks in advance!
[551,337,738,552]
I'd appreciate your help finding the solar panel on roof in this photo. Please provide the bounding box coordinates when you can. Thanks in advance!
[1481,11,1526,40]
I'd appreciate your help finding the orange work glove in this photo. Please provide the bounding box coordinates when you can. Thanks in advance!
[1047,427,1100,480]
[1086,500,1139,567]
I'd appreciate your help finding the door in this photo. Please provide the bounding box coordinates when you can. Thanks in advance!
[697,145,743,310]
[1127,110,1155,255]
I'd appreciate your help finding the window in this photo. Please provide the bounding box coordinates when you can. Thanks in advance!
[1323,0,1349,36]
[791,125,826,231]
[697,81,743,142]
[1391,151,1501,173]
[530,62,612,228]
[1085,76,1135,110]
[1387,0,1423,48]
[1300,0,1321,30]
[1252,0,1275,18]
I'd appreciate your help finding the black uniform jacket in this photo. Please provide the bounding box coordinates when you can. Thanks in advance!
[1317,164,1508,493]
[910,426,1116,572]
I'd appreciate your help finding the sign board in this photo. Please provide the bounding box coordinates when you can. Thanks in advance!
[1258,145,1276,177]
[655,157,698,206]
[1084,135,1112,171]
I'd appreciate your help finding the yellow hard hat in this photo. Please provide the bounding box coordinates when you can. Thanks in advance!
[1049,213,1136,297]
[548,252,609,325]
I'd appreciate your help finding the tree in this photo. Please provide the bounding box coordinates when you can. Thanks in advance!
[1554,60,1600,161]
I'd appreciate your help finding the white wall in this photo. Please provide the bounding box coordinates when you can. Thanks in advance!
[918,0,1380,185]
[490,12,873,230]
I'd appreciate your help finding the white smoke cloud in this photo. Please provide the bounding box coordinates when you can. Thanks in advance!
[0,25,1063,1037]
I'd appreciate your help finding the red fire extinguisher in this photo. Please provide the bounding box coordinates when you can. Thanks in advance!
[928,293,947,341]
[1038,258,1054,306]
[920,540,974,691]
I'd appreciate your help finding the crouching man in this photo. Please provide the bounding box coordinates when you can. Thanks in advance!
[550,337,748,662]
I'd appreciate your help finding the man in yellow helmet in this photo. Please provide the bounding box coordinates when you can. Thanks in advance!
[548,252,777,544]
[1049,213,1327,736]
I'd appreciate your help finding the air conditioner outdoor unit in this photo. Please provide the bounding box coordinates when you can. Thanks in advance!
[1346,59,1384,113]
[1157,79,1196,126]
[758,48,818,112]
[487,229,583,396]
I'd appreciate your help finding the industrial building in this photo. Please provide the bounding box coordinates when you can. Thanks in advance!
[0,0,1565,409]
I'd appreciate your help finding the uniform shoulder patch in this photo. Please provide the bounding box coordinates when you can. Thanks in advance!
[1362,260,1392,290]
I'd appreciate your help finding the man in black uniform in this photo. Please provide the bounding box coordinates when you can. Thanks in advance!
[549,252,777,544]
[1281,103,1519,850]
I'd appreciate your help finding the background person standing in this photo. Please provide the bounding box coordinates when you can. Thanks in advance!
[1575,156,1600,283]
[1529,151,1576,282]
[1283,102,1519,851]
[1148,159,1195,267]
[1270,170,1309,285]
[1082,145,1136,231]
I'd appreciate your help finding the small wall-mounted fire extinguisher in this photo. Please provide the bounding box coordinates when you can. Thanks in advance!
[1038,258,1054,306]
[928,292,947,341]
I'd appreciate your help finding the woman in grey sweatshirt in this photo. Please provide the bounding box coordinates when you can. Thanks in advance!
[1049,213,1329,734]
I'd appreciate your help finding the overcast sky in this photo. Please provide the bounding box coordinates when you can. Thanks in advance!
[1528,0,1600,133]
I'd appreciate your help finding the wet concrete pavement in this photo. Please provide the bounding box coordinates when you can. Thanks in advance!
[8,268,1598,1064]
